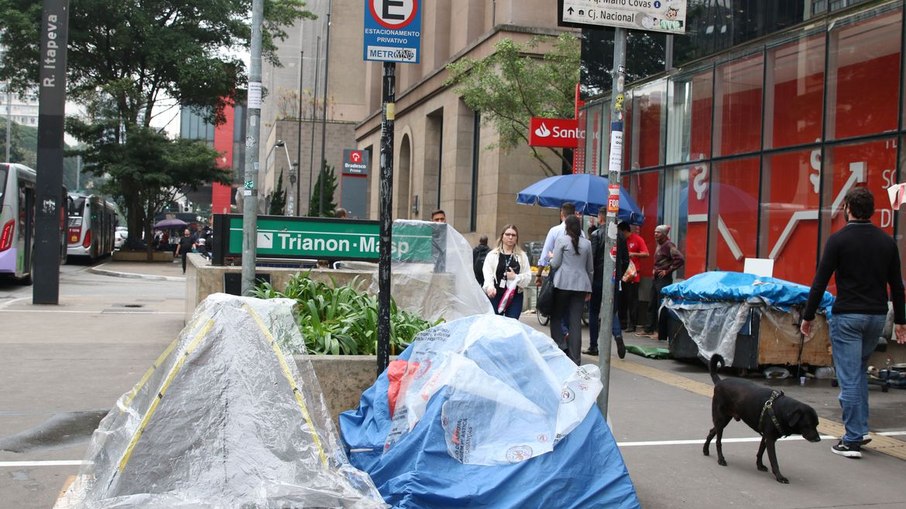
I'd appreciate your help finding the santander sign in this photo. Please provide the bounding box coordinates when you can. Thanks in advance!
[529,117,583,148]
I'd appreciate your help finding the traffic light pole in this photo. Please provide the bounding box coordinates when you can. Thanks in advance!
[596,27,627,418]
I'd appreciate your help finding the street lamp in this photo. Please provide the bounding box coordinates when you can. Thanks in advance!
[267,140,297,216]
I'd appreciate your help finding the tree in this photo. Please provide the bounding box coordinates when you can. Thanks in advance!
[445,33,580,176]
[0,116,36,167]
[268,172,286,215]
[69,120,229,256]
[0,0,315,251]
[308,161,337,217]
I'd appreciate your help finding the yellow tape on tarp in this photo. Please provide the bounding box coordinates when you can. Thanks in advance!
[243,303,329,467]
[117,319,214,473]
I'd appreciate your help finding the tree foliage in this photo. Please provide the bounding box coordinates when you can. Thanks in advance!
[0,0,316,127]
[308,161,337,217]
[445,33,580,176]
[69,118,229,255]
[268,172,286,215]
[0,0,315,254]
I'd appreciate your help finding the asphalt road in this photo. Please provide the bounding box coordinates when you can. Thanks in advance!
[1,263,904,508]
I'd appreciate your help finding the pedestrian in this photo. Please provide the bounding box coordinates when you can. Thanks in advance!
[174,228,196,274]
[482,225,532,319]
[584,214,628,359]
[472,235,491,286]
[549,215,593,364]
[536,202,585,340]
[800,187,906,459]
[431,209,446,223]
[642,224,684,338]
[621,223,650,332]
[335,207,349,219]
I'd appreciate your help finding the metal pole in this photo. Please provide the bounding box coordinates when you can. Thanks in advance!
[318,2,332,217]
[296,49,304,216]
[377,61,395,375]
[4,81,10,162]
[281,142,295,215]
[596,27,627,417]
[308,36,321,214]
[241,0,264,295]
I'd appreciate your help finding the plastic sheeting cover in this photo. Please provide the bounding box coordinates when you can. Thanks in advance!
[660,271,834,311]
[661,272,834,366]
[56,293,386,509]
[366,220,492,322]
[340,315,640,508]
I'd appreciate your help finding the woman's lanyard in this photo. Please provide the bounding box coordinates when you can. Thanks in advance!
[500,252,513,287]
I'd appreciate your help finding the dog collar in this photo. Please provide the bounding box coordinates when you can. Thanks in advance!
[759,390,786,436]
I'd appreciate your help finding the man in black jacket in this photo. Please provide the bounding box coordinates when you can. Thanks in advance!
[472,235,490,286]
[801,187,906,459]
[584,212,628,358]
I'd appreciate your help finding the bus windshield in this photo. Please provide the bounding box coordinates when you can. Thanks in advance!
[71,196,88,217]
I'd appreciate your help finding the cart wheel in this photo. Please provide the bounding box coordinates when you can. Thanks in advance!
[882,385,889,393]
[831,380,838,388]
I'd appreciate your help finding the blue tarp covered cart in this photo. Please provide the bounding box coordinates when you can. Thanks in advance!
[339,315,640,509]
[660,271,835,370]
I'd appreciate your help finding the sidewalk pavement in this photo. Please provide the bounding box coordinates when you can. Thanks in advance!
[3,261,903,509]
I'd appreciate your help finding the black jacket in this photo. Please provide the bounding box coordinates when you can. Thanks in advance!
[591,227,629,290]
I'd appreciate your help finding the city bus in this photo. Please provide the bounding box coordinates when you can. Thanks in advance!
[0,163,37,282]
[67,192,118,262]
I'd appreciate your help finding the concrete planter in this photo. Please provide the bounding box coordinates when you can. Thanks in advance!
[301,355,389,424]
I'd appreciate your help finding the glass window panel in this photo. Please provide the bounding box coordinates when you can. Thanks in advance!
[682,162,710,278]
[628,80,666,170]
[708,157,760,272]
[713,53,764,157]
[759,149,821,285]
[765,32,825,149]
[627,170,661,280]
[818,138,897,294]
[828,5,901,140]
[667,67,713,164]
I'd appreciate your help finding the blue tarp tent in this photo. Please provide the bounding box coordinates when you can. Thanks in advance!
[661,271,834,311]
[340,315,640,509]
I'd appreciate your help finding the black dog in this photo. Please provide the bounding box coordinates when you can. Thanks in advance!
[703,354,821,484]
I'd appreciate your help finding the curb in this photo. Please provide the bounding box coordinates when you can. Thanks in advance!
[88,265,185,282]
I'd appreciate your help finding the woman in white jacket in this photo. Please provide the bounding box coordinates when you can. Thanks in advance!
[482,224,533,318]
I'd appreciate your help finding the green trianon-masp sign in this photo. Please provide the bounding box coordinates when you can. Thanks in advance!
[212,215,442,265]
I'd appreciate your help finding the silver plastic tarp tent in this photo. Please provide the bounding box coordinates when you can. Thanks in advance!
[56,293,386,509]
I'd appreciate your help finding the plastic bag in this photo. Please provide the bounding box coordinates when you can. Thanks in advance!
[497,279,518,314]
[621,260,637,282]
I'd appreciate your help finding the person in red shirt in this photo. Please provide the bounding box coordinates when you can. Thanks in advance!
[621,224,649,332]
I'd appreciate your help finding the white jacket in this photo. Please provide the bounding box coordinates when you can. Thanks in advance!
[482,248,533,293]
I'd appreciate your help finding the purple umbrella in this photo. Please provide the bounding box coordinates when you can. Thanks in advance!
[154,218,188,229]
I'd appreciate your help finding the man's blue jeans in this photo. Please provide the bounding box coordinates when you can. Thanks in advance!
[828,313,885,445]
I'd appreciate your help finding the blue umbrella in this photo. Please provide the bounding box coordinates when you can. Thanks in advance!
[516,174,645,225]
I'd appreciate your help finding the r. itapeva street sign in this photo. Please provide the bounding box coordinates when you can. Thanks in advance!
[562,0,687,34]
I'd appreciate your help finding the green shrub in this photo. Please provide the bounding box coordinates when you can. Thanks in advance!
[254,272,441,355]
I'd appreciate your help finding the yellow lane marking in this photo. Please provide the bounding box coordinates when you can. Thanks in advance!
[614,358,906,461]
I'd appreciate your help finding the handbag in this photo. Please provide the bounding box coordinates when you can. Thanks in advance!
[536,267,556,316]
[621,260,637,283]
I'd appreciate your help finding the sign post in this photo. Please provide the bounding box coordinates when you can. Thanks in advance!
[365,0,422,375]
[33,0,69,305]
[559,2,686,417]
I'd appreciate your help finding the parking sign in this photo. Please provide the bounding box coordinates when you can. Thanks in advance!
[363,0,422,63]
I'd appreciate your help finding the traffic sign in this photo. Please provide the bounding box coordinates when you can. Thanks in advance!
[561,0,687,35]
[364,0,422,63]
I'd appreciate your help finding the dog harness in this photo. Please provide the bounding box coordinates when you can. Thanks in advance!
[759,390,786,436]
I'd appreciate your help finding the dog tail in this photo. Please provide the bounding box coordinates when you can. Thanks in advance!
[709,354,725,385]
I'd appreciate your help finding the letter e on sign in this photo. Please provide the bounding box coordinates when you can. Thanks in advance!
[370,0,417,29]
